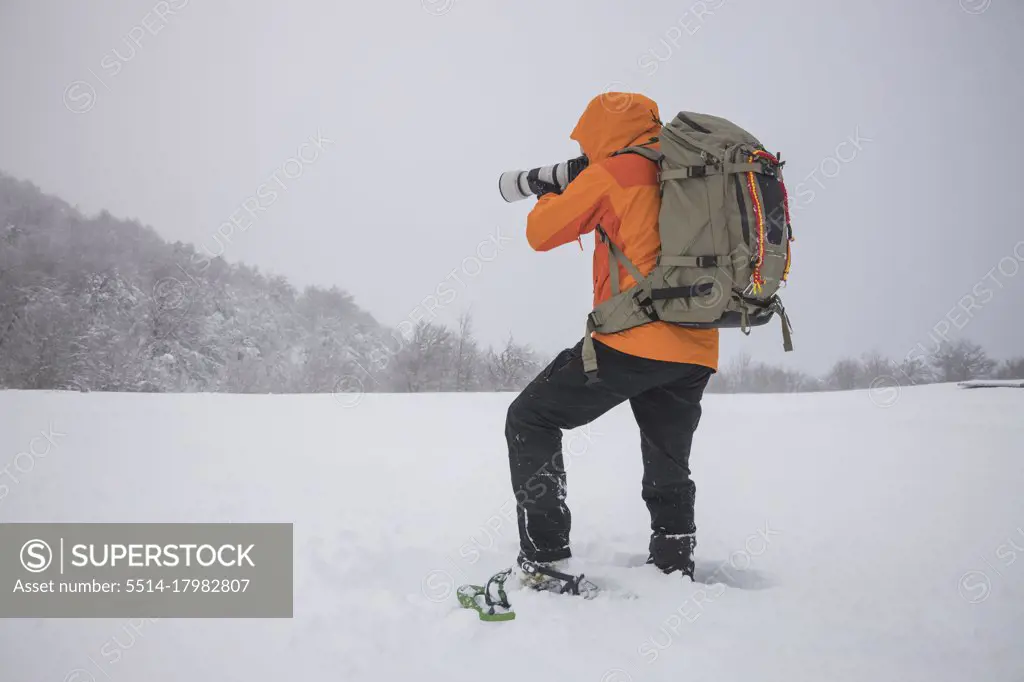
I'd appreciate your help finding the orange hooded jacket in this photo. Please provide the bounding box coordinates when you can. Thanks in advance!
[526,93,719,371]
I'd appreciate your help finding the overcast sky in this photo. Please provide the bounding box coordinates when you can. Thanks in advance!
[1,0,1021,372]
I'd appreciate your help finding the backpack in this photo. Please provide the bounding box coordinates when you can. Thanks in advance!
[582,111,795,379]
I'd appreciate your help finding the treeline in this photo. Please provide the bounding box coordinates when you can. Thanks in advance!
[0,173,542,393]
[707,342,1023,394]
[1,172,1018,395]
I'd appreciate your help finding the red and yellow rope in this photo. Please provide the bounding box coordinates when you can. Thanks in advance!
[744,167,767,295]
[745,150,794,288]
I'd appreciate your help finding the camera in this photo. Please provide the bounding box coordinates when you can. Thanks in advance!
[498,155,589,203]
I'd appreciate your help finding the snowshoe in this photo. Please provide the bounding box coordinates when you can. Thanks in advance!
[516,554,600,599]
[456,568,516,621]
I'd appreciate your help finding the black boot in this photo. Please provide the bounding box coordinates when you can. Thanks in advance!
[516,554,599,598]
[515,553,571,592]
[647,533,696,580]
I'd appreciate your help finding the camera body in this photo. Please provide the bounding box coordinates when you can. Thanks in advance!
[498,155,589,203]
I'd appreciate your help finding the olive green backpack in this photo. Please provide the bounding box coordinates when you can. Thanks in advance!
[583,111,795,379]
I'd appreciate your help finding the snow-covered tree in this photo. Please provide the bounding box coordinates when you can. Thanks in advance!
[825,358,863,391]
[452,312,482,392]
[995,357,1024,380]
[486,335,540,390]
[392,321,455,392]
[929,339,996,383]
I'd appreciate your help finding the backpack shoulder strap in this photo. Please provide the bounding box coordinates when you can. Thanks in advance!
[611,145,663,163]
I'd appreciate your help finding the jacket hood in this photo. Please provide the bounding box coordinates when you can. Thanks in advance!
[570,93,661,162]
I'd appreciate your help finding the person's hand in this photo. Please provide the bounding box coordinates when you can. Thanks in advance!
[528,177,562,198]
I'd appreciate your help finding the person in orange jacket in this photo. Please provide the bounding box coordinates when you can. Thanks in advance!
[506,92,719,586]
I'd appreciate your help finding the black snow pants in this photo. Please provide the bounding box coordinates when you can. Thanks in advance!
[505,337,713,563]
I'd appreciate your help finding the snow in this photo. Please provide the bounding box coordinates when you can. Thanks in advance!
[1,384,1022,681]
[959,379,1024,389]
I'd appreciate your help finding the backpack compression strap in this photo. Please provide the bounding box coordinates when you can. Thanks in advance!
[597,226,646,297]
[583,227,653,383]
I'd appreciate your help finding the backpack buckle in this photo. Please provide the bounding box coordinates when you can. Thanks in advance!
[632,290,659,322]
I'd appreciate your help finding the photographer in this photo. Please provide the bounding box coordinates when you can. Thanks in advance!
[506,92,719,588]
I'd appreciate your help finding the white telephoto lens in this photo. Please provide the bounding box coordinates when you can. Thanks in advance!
[537,164,557,185]
[498,170,530,202]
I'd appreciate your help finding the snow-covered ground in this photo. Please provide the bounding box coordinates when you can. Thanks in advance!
[1,385,1022,681]
[959,379,1024,389]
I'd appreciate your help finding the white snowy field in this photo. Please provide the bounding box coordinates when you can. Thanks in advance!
[1,384,1022,682]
